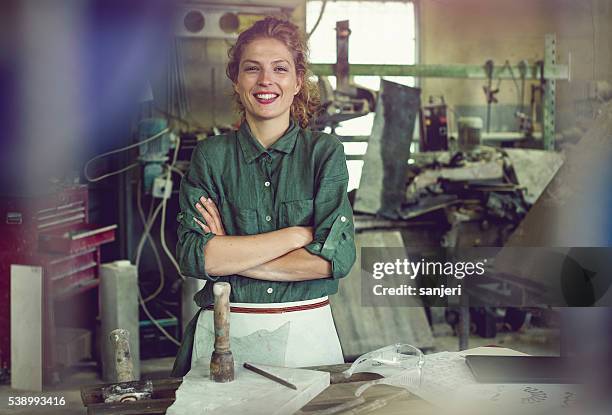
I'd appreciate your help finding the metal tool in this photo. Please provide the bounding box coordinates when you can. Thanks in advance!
[110,329,134,383]
[210,282,235,383]
[102,380,153,403]
[102,329,152,403]
[483,59,499,133]
[313,19,375,132]
[243,362,298,390]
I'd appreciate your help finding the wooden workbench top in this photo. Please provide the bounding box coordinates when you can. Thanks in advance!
[80,363,429,414]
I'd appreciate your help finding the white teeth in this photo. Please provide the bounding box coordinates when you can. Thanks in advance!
[254,93,278,100]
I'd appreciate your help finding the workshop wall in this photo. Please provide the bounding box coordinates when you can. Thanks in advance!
[420,0,612,132]
[180,37,236,128]
[171,0,610,133]
[174,3,306,130]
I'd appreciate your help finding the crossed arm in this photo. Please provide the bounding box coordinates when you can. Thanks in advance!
[193,196,332,281]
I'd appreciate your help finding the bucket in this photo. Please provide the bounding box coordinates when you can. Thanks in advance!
[457,117,483,151]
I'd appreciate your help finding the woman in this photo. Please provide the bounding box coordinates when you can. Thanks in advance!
[172,17,356,377]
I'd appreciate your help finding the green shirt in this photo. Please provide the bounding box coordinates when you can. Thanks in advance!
[176,121,356,307]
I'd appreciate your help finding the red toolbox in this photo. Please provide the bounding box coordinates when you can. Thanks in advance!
[0,185,116,384]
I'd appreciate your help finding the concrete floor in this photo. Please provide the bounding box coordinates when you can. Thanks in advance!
[0,325,559,414]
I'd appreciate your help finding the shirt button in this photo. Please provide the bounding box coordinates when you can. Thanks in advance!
[340,216,347,222]
[265,215,272,222]
[267,287,273,294]
[264,181,270,187]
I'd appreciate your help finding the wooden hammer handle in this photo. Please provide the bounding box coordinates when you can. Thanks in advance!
[212,282,231,352]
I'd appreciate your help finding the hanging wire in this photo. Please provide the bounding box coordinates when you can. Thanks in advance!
[138,289,181,346]
[132,137,184,345]
[83,128,169,182]
[136,179,165,303]
[307,0,328,40]
[159,138,185,280]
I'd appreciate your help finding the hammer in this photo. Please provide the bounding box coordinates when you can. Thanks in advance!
[210,282,235,382]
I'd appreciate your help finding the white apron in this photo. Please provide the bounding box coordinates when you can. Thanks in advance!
[191,296,344,368]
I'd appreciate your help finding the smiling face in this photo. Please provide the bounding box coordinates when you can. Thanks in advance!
[234,37,303,128]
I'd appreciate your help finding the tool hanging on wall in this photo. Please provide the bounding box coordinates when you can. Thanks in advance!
[483,59,499,133]
[521,60,546,138]
[517,60,528,114]
[515,60,534,136]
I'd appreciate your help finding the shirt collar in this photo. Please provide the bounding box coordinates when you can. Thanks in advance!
[237,119,300,164]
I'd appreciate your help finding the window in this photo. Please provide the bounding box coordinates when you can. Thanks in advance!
[307,1,417,190]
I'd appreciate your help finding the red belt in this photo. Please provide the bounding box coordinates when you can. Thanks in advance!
[204,298,329,314]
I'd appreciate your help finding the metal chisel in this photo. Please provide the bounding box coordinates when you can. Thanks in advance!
[243,362,298,390]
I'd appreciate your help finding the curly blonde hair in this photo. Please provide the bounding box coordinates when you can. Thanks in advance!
[226,17,320,129]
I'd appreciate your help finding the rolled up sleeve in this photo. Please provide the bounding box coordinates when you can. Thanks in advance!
[304,141,356,279]
[176,145,218,281]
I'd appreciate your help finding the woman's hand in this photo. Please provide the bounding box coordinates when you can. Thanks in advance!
[194,196,226,235]
[290,226,314,249]
[193,195,312,246]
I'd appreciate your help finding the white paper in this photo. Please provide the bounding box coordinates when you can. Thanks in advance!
[398,351,581,413]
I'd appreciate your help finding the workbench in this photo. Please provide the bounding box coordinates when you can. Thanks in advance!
[80,363,427,415]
